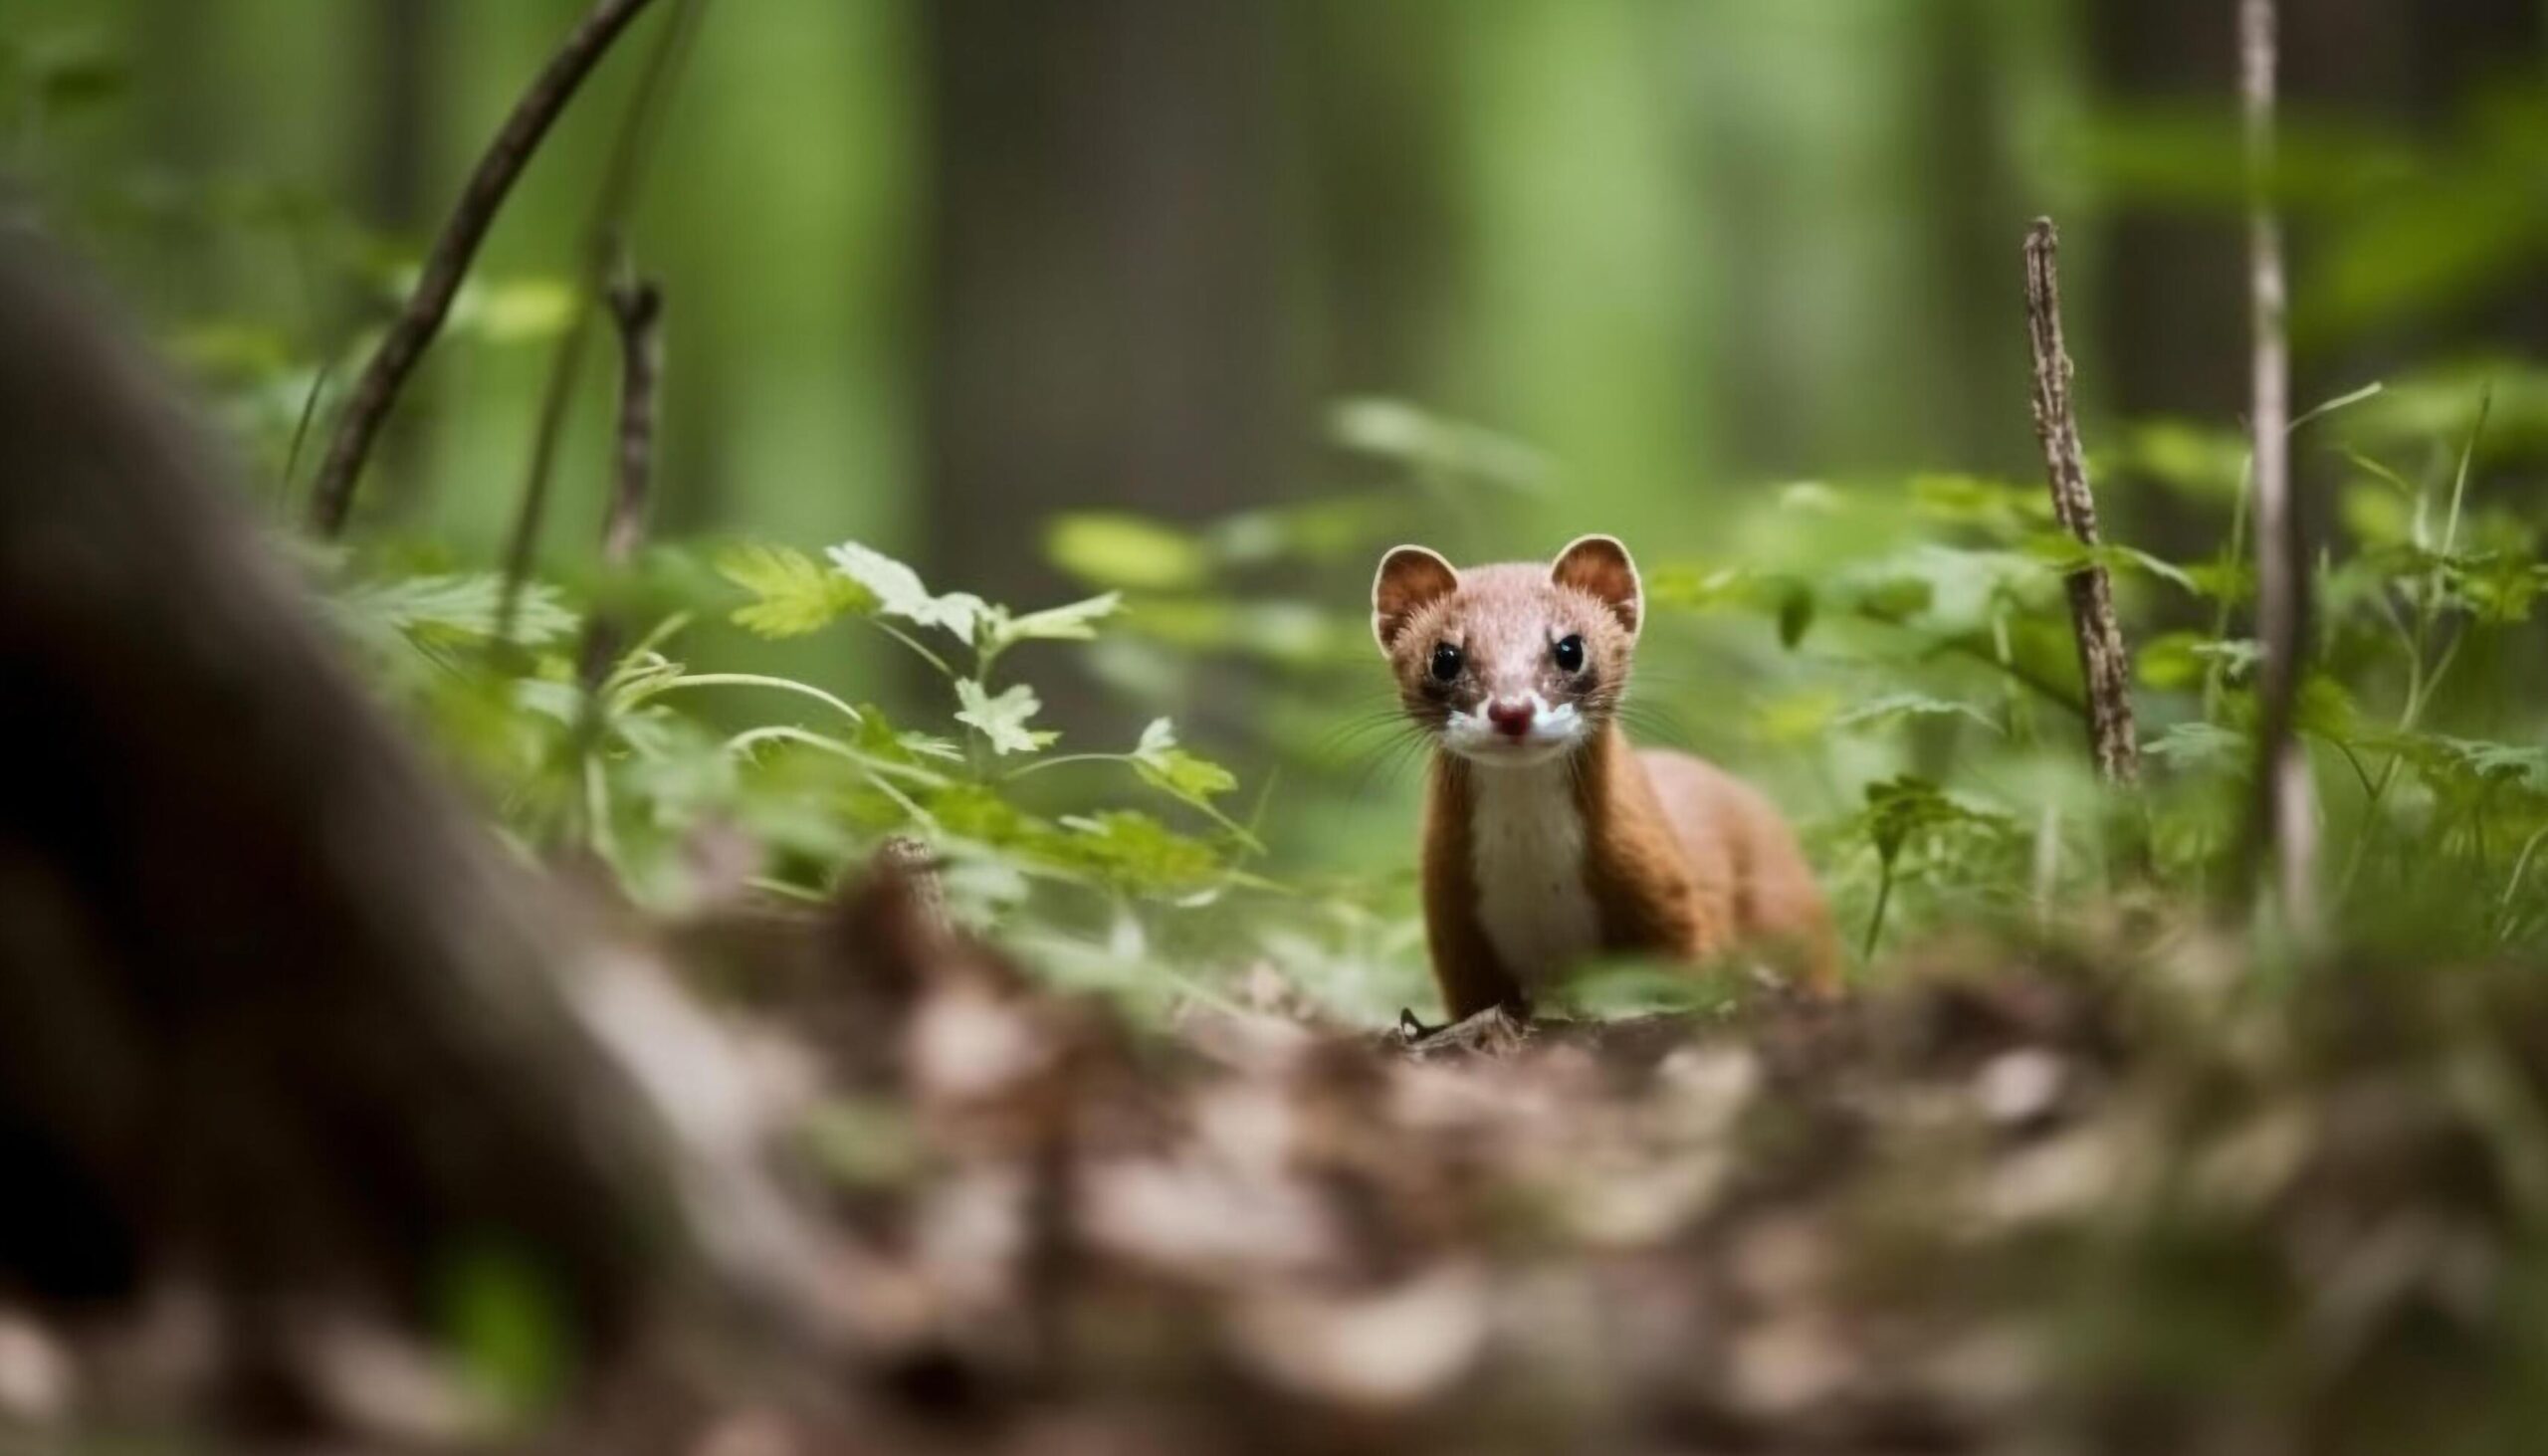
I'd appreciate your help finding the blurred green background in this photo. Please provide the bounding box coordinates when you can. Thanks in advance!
[6,0,2546,1005]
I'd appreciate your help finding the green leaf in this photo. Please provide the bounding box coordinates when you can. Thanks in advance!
[827,540,987,639]
[986,591,1125,650]
[2194,638,2262,682]
[928,782,1030,842]
[1104,598,1346,664]
[333,572,577,649]
[447,277,577,343]
[1750,689,1842,744]
[1856,775,2007,863]
[1205,497,1403,566]
[1778,481,1845,515]
[2137,630,2210,691]
[2112,545,2201,594]
[718,543,872,638]
[1047,514,1209,591]
[2376,733,2548,798]
[2461,555,2543,625]
[2340,482,2416,548]
[1777,582,1815,649]
[1130,718,1240,800]
[841,704,964,765]
[2294,675,2361,741]
[2441,737,2548,789]
[2020,533,2200,593]
[1644,563,1764,611]
[1838,545,2032,630]
[432,1244,569,1420]
[1908,473,2051,535]
[955,680,1057,755]
[2182,559,2254,604]
[1832,692,2003,735]
[1326,397,1551,492]
[2146,722,2247,773]
[2110,418,2248,502]
[1052,810,1227,894]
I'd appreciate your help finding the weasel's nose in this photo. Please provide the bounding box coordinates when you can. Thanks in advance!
[1486,699,1536,738]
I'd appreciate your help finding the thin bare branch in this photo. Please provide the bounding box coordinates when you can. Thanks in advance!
[2022,218,2139,788]
[2239,0,2319,935]
[565,278,665,853]
[600,280,665,571]
[305,0,664,537]
[496,0,710,642]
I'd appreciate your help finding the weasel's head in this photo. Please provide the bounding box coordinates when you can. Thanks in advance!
[1372,534,1643,769]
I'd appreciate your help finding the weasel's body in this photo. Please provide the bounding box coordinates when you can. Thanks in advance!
[1375,540,1838,1017]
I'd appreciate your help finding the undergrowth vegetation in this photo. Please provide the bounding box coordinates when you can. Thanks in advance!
[298,363,2548,1025]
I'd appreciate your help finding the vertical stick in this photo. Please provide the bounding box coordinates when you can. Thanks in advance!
[2021,219,2139,787]
[601,282,665,565]
[2240,0,2319,934]
[577,278,665,692]
[566,278,664,854]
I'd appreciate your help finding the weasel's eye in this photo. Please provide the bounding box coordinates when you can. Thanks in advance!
[1429,643,1464,682]
[1552,634,1586,673]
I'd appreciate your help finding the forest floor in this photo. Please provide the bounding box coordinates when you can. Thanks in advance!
[603,867,2547,1455]
[12,863,2547,1454]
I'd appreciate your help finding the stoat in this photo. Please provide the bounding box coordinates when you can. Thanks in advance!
[1372,534,1839,1018]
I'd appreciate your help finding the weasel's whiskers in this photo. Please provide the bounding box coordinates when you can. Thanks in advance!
[1345,724,1436,801]
[1308,706,1426,758]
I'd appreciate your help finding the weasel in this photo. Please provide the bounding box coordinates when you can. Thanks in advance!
[1372,534,1839,1017]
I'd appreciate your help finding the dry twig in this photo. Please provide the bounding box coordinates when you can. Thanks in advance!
[599,280,664,570]
[2021,218,2139,787]
[574,278,664,700]
[566,277,663,850]
[306,0,664,537]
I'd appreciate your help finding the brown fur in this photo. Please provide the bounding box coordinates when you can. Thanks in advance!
[1378,537,1839,1017]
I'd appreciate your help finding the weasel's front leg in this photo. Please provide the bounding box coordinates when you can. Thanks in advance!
[1421,849,1527,1020]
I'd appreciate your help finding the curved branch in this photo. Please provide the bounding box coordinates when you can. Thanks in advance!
[307,0,664,537]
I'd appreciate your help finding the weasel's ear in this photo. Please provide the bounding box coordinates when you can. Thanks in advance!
[1372,544,1459,654]
[1551,534,1641,640]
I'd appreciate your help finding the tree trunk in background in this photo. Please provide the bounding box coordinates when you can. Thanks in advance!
[365,0,437,234]
[2087,0,2243,430]
[2091,0,2546,556]
[920,0,1291,625]
[1914,0,2030,476]
[361,0,441,518]
[1290,0,1466,402]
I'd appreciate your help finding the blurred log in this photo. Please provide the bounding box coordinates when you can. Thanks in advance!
[0,233,682,1347]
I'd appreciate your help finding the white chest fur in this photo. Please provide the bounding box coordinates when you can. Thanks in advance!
[1467,761,1603,990]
